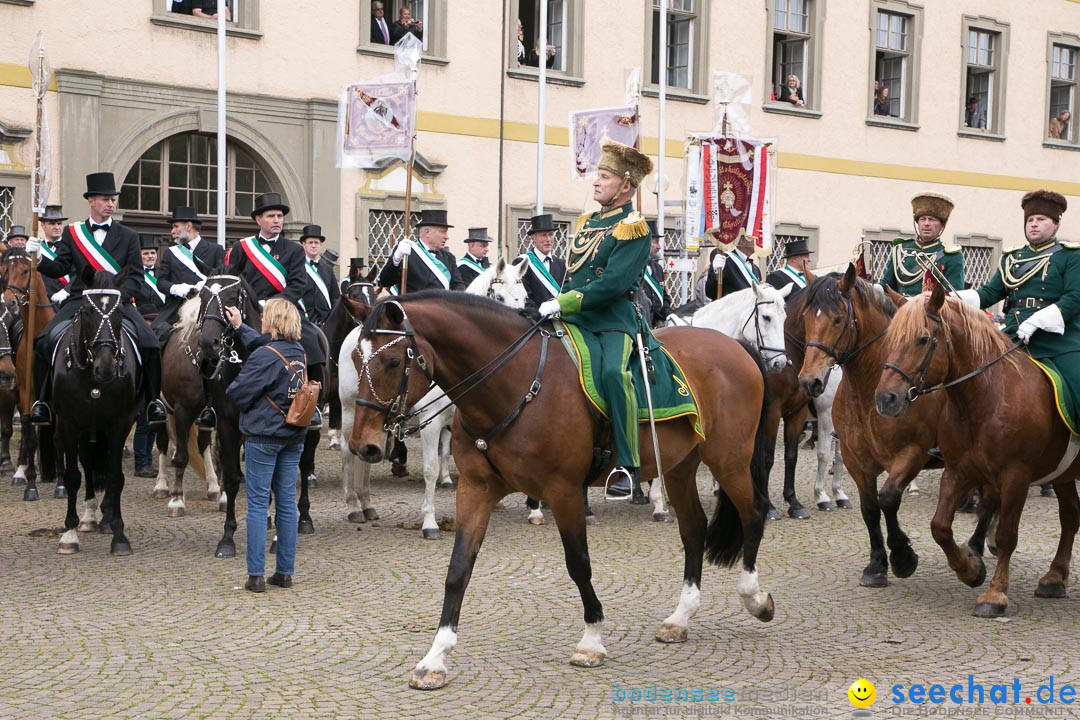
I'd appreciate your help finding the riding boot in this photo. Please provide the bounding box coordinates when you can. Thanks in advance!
[29,342,53,427]
[197,375,216,429]
[141,350,167,425]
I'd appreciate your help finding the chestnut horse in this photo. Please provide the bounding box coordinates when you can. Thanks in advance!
[797,266,997,588]
[349,291,775,690]
[875,283,1080,617]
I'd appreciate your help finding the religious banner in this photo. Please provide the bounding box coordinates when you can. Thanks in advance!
[568,106,639,179]
[337,80,415,169]
[852,242,870,280]
[685,136,774,256]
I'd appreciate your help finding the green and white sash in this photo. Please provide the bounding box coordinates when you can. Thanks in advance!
[392,242,451,294]
[457,255,486,278]
[144,269,166,303]
[643,263,664,304]
[526,250,560,299]
[780,265,807,289]
[68,222,121,274]
[169,243,207,281]
[726,250,759,287]
[305,260,331,307]
[239,236,287,292]
[40,242,71,286]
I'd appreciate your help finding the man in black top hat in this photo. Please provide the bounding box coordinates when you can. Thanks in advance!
[223,192,326,427]
[133,235,166,321]
[299,224,340,325]
[343,256,368,293]
[640,219,672,328]
[26,171,167,426]
[37,205,71,305]
[705,233,762,300]
[151,206,225,345]
[765,238,814,296]
[520,213,566,314]
[379,209,466,293]
[6,225,28,250]
[457,227,493,287]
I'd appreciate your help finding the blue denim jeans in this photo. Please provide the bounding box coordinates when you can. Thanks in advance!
[132,410,155,469]
[245,439,303,577]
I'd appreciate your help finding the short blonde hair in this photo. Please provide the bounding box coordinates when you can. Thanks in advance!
[262,298,302,341]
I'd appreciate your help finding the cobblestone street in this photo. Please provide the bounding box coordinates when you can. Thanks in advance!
[0,432,1077,719]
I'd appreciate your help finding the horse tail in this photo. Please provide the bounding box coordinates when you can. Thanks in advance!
[705,339,770,568]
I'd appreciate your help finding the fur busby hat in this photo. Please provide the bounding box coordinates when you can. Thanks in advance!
[1022,190,1067,223]
[911,192,954,225]
[597,140,653,188]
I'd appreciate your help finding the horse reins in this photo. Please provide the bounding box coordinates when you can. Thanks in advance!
[805,290,887,367]
[740,298,787,366]
[194,276,247,377]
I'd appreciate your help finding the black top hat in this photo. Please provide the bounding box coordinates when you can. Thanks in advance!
[527,213,556,235]
[414,209,453,229]
[465,227,494,243]
[41,205,67,222]
[251,192,290,220]
[300,224,326,242]
[170,206,203,225]
[783,238,814,258]
[349,257,366,269]
[645,219,666,238]
[139,234,158,251]
[7,225,28,240]
[322,248,339,265]
[84,172,119,198]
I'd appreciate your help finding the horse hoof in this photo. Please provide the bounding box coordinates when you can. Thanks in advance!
[585,514,598,526]
[152,489,169,499]
[77,522,98,533]
[363,508,380,521]
[11,476,26,486]
[766,507,781,521]
[817,501,835,511]
[53,486,67,499]
[58,542,79,555]
[422,528,441,540]
[298,520,315,535]
[860,571,888,588]
[207,491,220,502]
[408,668,448,690]
[755,594,776,623]
[972,602,1007,618]
[1035,582,1067,598]
[907,487,920,497]
[836,499,853,509]
[307,475,317,488]
[528,515,544,526]
[569,649,605,668]
[347,510,367,524]
[653,512,673,523]
[965,559,987,589]
[655,623,688,643]
[111,541,133,556]
[23,487,39,502]
[391,462,409,478]
[214,542,236,559]
[890,549,919,579]
[167,506,186,519]
[629,494,650,505]
[787,506,810,520]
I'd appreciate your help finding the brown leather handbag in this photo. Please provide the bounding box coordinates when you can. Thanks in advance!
[262,346,321,427]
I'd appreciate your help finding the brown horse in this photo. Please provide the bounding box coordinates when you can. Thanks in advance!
[874,283,1080,617]
[797,265,986,588]
[348,291,775,690]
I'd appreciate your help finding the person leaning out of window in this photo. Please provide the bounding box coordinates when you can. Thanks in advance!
[1049,111,1071,140]
[964,97,987,130]
[516,19,555,68]
[874,86,893,117]
[224,298,307,594]
[779,75,806,108]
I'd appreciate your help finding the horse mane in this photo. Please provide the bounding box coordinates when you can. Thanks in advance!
[803,273,896,319]
[174,295,203,344]
[888,294,1019,369]
[360,289,529,339]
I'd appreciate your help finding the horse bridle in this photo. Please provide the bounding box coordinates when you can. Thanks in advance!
[741,298,787,366]
[195,275,247,375]
[70,289,125,371]
[3,256,55,311]
[804,290,887,366]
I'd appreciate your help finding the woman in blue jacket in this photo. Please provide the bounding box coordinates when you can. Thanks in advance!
[225,298,307,593]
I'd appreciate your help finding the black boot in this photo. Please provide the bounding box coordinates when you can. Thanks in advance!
[605,466,636,500]
[30,343,52,427]
[142,350,166,425]
[196,407,217,430]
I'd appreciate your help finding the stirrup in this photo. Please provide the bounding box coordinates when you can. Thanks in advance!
[196,407,217,430]
[604,466,634,501]
[30,401,52,427]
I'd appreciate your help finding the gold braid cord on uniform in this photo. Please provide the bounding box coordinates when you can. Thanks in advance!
[567,226,606,275]
[1002,250,1055,289]
[892,244,937,287]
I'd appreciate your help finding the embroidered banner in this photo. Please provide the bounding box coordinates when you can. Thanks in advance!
[338,81,415,169]
[568,106,639,179]
[690,136,774,256]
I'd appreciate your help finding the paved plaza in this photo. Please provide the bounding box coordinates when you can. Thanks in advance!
[0,431,1077,719]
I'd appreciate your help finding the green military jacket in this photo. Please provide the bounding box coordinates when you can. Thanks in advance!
[975,238,1080,358]
[880,237,965,296]
[556,202,652,334]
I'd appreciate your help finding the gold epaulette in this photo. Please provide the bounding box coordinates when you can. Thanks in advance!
[943,244,962,254]
[1061,241,1080,250]
[612,211,649,241]
[891,237,908,246]
[1002,245,1023,255]
[575,213,590,234]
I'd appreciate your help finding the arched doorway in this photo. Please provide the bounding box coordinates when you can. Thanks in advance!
[119,132,280,247]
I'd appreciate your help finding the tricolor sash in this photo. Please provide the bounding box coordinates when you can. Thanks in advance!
[780,266,807,289]
[144,270,166,303]
[526,250,560,299]
[305,261,331,307]
[727,251,759,287]
[69,222,121,274]
[643,263,664,304]
[457,255,486,278]
[170,243,207,281]
[239,237,287,292]
[40,242,71,286]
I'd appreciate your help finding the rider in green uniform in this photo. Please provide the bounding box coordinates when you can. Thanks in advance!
[538,140,653,499]
[880,192,965,296]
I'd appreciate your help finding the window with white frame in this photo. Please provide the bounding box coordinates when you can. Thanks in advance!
[766,0,823,111]
[873,10,909,119]
[152,0,259,37]
[360,0,445,61]
[1049,40,1078,143]
[961,18,1009,135]
[517,0,566,72]
[646,0,707,95]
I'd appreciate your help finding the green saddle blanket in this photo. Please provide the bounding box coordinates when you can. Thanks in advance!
[1030,355,1080,435]
[556,321,704,439]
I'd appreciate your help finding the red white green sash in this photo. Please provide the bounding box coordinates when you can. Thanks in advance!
[40,242,71,286]
[239,237,287,292]
[68,221,121,274]
[144,270,166,302]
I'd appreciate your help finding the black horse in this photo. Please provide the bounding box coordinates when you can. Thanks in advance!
[53,269,141,555]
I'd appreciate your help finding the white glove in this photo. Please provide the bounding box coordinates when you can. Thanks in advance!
[194,280,206,292]
[50,288,69,304]
[712,253,726,272]
[258,299,267,309]
[25,236,41,254]
[1017,304,1065,344]
[169,283,194,298]
[538,299,561,318]
[392,239,415,265]
[950,289,981,309]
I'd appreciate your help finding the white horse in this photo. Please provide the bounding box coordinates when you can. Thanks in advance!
[688,283,792,371]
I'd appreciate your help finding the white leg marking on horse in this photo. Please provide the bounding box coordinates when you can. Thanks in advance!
[736,569,769,617]
[415,626,457,676]
[204,444,220,495]
[13,464,27,481]
[81,497,98,526]
[58,529,80,554]
[570,623,607,666]
[662,582,701,630]
[526,507,545,525]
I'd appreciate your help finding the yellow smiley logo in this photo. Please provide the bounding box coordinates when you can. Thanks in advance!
[848,678,876,709]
